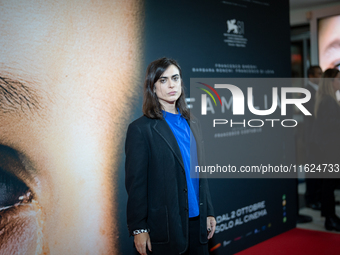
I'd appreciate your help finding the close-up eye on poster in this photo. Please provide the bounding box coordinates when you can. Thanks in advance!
[1,0,340,255]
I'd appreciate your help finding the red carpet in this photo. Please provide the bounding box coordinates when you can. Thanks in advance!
[235,228,340,255]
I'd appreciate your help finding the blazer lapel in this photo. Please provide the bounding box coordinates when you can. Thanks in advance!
[187,118,199,142]
[153,119,185,172]
[187,117,205,169]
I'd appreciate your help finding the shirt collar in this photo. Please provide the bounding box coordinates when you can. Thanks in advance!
[162,108,181,119]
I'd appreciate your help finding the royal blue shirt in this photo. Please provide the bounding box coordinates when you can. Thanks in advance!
[163,110,199,218]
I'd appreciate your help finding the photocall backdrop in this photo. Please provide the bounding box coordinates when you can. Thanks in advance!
[118,0,296,255]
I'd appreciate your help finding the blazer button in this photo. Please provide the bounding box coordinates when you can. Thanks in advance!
[183,188,187,193]
[185,208,189,211]
[200,203,203,206]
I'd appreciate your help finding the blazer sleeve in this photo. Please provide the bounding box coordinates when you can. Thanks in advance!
[193,115,215,218]
[205,178,215,217]
[125,122,149,236]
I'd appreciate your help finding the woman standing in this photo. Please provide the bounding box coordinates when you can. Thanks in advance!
[313,68,340,231]
[125,57,216,255]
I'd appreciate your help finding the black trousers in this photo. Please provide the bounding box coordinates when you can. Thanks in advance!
[320,149,340,217]
[305,178,322,203]
[305,145,322,204]
[182,216,209,255]
[140,216,209,255]
[321,178,340,217]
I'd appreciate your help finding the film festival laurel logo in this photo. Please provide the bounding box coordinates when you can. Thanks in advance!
[226,19,244,35]
[224,19,247,47]
[195,81,312,128]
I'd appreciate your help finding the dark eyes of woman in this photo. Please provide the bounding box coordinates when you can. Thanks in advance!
[159,76,179,84]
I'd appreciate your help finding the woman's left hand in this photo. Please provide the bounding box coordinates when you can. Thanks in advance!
[207,216,216,239]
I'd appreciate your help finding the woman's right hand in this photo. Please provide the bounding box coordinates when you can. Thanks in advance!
[134,232,152,255]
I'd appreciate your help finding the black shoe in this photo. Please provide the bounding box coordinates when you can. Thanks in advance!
[297,214,313,224]
[306,202,321,210]
[325,215,340,231]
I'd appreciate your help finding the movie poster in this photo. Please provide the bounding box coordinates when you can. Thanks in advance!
[0,1,294,254]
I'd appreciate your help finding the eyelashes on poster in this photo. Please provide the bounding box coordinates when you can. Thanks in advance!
[318,15,340,71]
[0,0,142,254]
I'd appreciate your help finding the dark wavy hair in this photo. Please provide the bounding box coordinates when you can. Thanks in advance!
[142,57,190,119]
[307,65,321,77]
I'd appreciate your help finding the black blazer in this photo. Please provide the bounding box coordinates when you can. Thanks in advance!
[125,115,214,254]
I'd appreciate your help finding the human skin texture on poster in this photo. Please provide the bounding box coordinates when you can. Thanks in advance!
[0,0,142,254]
[319,15,340,71]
